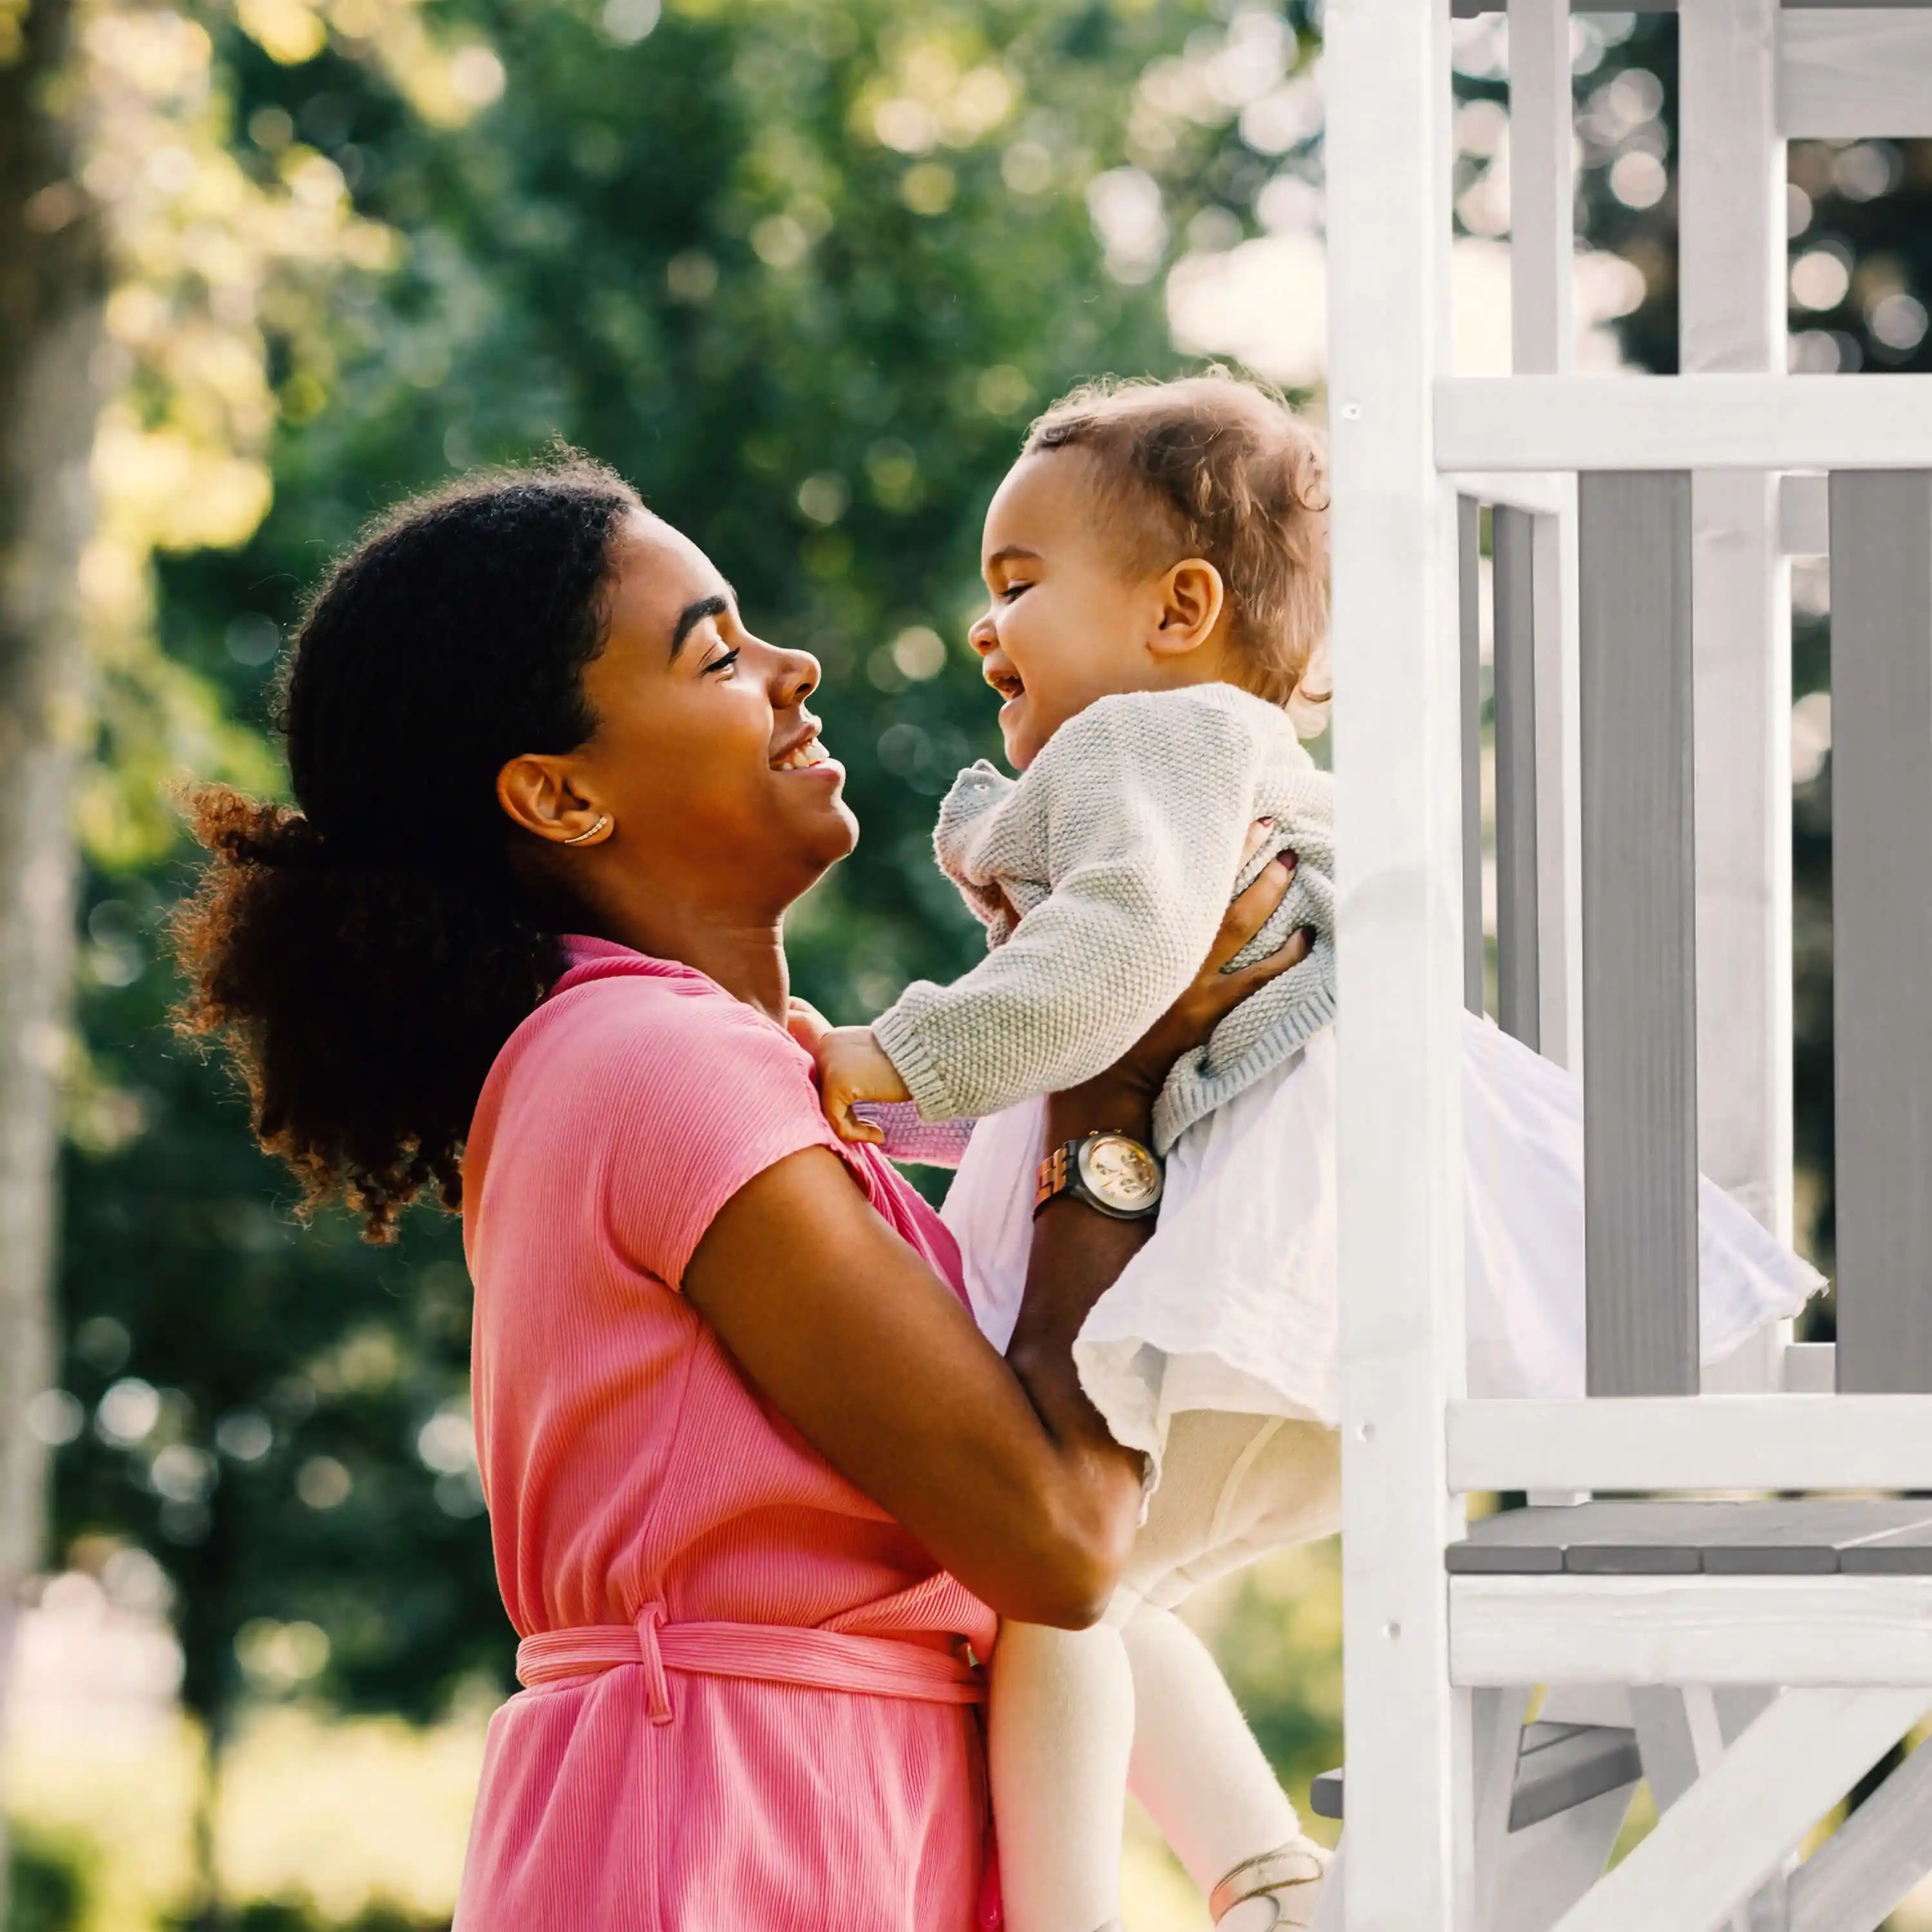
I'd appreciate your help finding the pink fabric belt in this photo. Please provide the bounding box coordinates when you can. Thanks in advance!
[515,1602,987,1725]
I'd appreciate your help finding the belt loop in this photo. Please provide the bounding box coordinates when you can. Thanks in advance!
[637,1602,674,1725]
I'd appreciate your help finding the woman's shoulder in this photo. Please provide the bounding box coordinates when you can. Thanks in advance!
[475,951,820,1151]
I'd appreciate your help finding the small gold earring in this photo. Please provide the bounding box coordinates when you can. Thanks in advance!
[562,814,611,847]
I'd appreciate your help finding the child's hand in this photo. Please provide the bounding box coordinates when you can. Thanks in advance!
[785,996,834,1056]
[815,1026,911,1145]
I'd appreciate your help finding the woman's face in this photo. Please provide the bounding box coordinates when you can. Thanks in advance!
[565,511,857,907]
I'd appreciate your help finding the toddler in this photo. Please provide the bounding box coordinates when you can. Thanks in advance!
[812,374,1821,1932]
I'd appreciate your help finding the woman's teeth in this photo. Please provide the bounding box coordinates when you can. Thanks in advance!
[773,738,829,771]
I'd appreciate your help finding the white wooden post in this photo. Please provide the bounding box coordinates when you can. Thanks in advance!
[1509,0,1584,1075]
[1680,0,1797,1410]
[1328,3,1473,1927]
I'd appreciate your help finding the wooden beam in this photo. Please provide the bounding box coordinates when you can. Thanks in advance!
[1578,473,1699,1396]
[1326,1,1472,1926]
[1682,0,1797,1332]
[1437,375,1932,472]
[1830,472,1932,1393]
[1788,1728,1932,1932]
[1780,12,1932,137]
[1453,1574,1932,1687]
[1546,1690,1930,1932]
[1447,1394,1932,1494]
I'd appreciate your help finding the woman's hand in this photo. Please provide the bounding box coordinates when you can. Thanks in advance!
[1073,823,1312,1117]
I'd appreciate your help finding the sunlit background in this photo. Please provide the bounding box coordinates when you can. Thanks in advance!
[5,1,1930,1926]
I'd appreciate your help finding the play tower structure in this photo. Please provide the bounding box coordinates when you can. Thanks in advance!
[1317,3,1932,1929]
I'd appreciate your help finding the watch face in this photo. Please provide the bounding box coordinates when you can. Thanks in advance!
[1079,1134,1163,1213]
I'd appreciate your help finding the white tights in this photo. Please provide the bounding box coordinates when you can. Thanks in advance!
[989,1412,1342,1932]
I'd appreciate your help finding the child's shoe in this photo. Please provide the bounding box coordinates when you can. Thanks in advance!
[1209,1839,1329,1931]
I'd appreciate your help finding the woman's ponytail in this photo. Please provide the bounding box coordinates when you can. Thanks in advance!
[171,455,640,1240]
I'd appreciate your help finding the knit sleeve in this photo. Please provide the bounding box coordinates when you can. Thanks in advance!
[871,692,1267,1122]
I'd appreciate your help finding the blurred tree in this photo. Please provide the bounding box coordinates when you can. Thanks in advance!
[1,6,106,1922]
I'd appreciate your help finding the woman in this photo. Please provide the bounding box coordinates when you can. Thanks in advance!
[173,455,1305,1932]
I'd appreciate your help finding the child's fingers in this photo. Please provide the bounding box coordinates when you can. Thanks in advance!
[825,1086,885,1145]
[786,997,833,1052]
[1239,815,1276,869]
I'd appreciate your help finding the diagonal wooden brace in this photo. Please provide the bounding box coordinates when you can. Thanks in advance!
[1549,1688,1932,1932]
[1788,1730,1932,1932]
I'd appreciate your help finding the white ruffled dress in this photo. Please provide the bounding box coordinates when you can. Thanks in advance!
[940,1012,1824,1478]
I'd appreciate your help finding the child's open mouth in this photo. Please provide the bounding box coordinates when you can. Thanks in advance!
[987,668,1025,708]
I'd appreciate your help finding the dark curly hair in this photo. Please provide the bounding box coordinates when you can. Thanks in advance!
[172,453,643,1241]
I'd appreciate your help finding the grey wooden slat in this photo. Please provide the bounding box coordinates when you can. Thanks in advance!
[1830,471,1932,1394]
[1460,495,1486,1019]
[1311,1724,1643,1832]
[1493,504,1540,1051]
[1841,1519,1932,1574]
[1578,471,1700,1397]
[1447,1499,1932,1575]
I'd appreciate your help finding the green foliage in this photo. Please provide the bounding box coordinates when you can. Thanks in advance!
[5,1824,90,1932]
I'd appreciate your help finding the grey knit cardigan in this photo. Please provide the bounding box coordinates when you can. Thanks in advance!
[871,684,1336,1155]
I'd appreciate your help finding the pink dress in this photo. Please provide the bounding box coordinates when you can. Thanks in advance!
[453,938,999,1931]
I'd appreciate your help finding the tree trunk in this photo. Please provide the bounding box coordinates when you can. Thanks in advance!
[0,0,106,1912]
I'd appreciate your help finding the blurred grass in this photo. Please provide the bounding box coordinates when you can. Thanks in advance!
[5,1542,1345,1932]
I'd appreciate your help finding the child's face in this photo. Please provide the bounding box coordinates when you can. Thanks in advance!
[969,450,1171,770]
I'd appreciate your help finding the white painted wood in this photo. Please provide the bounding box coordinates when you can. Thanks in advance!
[1787,1729,1932,1932]
[1782,1342,1835,1394]
[1779,474,1830,558]
[1446,1394,1932,1494]
[1779,13,1932,138]
[1309,1840,1346,1932]
[1435,375,1932,472]
[1473,1685,1535,1929]
[1508,0,1574,378]
[1547,1690,1929,1932]
[1326,2,1472,1927]
[1539,1685,1635,1729]
[1681,0,1797,1319]
[1491,1787,1634,1932]
[1443,471,1568,516]
[1452,1573,1932,1686]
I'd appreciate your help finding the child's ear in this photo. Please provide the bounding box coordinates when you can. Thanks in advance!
[1149,558,1226,658]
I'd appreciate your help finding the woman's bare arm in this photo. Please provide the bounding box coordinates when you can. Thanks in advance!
[684,853,1307,1628]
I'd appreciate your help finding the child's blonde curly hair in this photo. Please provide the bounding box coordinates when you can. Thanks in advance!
[1022,368,1332,734]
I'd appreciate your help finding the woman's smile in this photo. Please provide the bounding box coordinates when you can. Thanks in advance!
[770,719,839,775]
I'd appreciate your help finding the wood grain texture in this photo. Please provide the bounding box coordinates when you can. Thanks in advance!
[1325,3,1473,1924]
[1437,375,1932,472]
[1448,1499,1932,1574]
[1447,1392,1932,1493]
[1788,1722,1932,1932]
[1780,13,1932,136]
[1830,472,1932,1393]
[1578,472,1698,1396]
[1452,1573,1932,1685]
[1545,1690,1930,1932]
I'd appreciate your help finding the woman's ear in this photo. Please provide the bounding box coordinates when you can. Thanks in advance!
[497,753,604,846]
[1149,558,1227,659]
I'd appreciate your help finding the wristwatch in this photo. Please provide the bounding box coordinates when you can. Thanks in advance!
[1034,1130,1165,1221]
